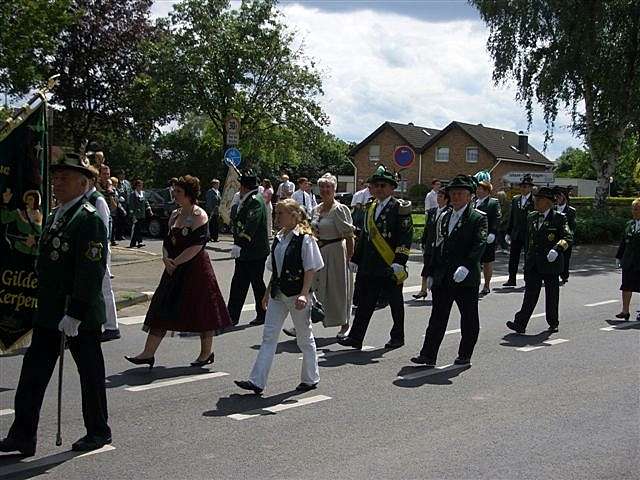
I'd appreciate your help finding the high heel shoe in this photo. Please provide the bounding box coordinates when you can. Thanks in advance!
[412,291,428,299]
[190,352,215,367]
[124,355,155,370]
[615,312,630,320]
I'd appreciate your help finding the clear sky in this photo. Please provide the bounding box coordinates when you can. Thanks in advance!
[152,0,584,160]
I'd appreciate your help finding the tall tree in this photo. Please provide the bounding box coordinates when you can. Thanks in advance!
[471,0,640,209]
[152,0,328,168]
[0,0,73,94]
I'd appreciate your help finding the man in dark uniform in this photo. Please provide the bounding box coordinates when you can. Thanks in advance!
[227,171,270,326]
[504,174,535,287]
[411,174,487,367]
[554,186,577,284]
[507,187,573,334]
[338,165,413,350]
[0,153,111,456]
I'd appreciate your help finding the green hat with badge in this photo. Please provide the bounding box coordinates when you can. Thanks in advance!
[445,174,476,193]
[534,186,556,200]
[368,165,398,187]
[50,152,94,177]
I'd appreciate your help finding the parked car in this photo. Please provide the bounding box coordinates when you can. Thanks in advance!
[335,192,353,206]
[144,188,176,238]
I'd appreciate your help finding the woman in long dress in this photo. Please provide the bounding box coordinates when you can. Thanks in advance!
[125,175,232,369]
[311,173,355,338]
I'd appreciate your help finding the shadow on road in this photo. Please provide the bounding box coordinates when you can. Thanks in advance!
[604,319,640,329]
[500,331,552,347]
[105,365,213,389]
[393,364,471,388]
[0,448,97,479]
[406,299,432,308]
[317,347,387,368]
[203,389,300,417]
[249,336,337,354]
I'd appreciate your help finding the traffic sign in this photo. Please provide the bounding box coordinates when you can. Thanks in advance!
[224,147,241,167]
[226,116,240,146]
[393,145,415,168]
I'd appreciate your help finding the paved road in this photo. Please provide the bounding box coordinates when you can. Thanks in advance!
[0,241,638,479]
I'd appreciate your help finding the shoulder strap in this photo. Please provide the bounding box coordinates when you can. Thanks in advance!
[366,201,407,284]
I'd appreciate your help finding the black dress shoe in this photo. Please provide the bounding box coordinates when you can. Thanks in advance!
[384,339,404,349]
[615,312,631,320]
[71,435,112,452]
[295,382,318,392]
[234,380,263,395]
[454,356,471,365]
[101,329,121,342]
[410,355,436,367]
[124,355,155,370]
[502,280,517,287]
[282,327,296,337]
[0,437,36,456]
[547,325,559,333]
[336,336,362,350]
[506,321,526,334]
[249,318,265,326]
[190,352,215,367]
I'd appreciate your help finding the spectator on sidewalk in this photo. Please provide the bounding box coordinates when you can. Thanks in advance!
[128,179,152,249]
[424,179,441,214]
[205,179,221,242]
[276,174,294,200]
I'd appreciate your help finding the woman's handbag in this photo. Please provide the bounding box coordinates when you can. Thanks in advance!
[310,292,325,324]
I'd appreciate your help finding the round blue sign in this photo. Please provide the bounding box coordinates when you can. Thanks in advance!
[393,145,415,168]
[224,147,242,167]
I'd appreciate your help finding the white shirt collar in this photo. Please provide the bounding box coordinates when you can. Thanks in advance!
[521,193,531,202]
[54,194,86,221]
[276,226,302,241]
[541,208,551,219]
[376,196,392,209]
[557,203,566,212]
[452,204,468,216]
[239,188,259,206]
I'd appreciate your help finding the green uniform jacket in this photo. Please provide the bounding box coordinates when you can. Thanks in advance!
[475,196,501,235]
[429,204,487,288]
[234,190,270,261]
[351,196,413,277]
[508,194,534,241]
[616,220,640,271]
[421,206,449,255]
[556,204,577,235]
[35,198,108,331]
[524,210,573,276]
[128,191,151,221]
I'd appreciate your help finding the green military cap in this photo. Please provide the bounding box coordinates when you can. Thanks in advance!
[534,186,556,200]
[445,174,476,192]
[50,152,94,177]
[368,165,398,187]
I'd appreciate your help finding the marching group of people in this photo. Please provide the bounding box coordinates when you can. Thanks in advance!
[1,152,639,457]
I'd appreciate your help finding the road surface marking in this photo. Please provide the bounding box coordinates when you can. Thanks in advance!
[0,445,115,477]
[516,338,569,352]
[0,409,14,416]
[404,274,525,294]
[228,395,331,420]
[141,291,155,296]
[585,300,618,307]
[397,363,469,380]
[531,313,546,318]
[600,320,640,331]
[125,372,229,392]
[119,315,146,325]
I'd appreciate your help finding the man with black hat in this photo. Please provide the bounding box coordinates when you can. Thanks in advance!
[0,153,112,456]
[411,174,487,367]
[554,186,577,284]
[337,165,413,350]
[504,174,535,287]
[227,170,270,326]
[506,187,572,334]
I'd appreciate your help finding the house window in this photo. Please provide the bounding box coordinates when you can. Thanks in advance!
[368,144,380,162]
[436,146,449,162]
[466,147,479,163]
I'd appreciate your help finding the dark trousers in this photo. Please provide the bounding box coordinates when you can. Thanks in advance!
[349,274,404,343]
[561,247,572,281]
[129,219,144,247]
[420,285,479,362]
[508,237,526,281]
[514,268,560,328]
[209,214,219,241]
[8,327,110,445]
[227,258,267,324]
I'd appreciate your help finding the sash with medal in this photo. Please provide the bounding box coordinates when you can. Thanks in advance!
[366,201,408,285]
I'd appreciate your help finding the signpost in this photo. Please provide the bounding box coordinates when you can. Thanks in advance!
[225,116,240,146]
[503,171,554,185]
[393,145,415,169]
[224,147,242,168]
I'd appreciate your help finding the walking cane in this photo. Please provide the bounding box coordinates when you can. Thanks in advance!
[56,333,65,446]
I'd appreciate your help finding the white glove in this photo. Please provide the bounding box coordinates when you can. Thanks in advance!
[453,266,469,283]
[426,276,434,290]
[349,262,358,273]
[486,233,495,244]
[616,259,621,268]
[230,245,241,258]
[58,315,81,337]
[505,234,511,245]
[391,263,403,274]
[547,249,559,263]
